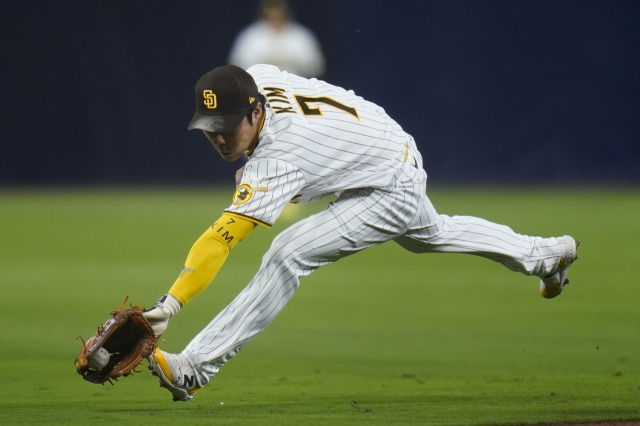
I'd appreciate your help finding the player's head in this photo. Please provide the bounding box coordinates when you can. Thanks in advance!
[188,65,262,133]
[188,65,266,162]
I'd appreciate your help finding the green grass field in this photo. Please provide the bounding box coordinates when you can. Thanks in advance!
[0,187,638,425]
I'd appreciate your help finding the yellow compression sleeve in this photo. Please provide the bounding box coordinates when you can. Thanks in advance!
[168,213,255,305]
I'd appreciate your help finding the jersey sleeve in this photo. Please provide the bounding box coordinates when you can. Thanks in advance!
[225,159,306,227]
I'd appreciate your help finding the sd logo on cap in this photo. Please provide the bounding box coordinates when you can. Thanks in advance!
[188,65,260,133]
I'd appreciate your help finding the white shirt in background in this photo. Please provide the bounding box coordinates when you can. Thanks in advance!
[228,21,325,78]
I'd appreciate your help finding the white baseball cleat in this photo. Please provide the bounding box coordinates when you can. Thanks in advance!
[540,235,579,299]
[148,348,201,401]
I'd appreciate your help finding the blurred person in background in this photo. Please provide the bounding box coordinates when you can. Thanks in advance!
[228,0,325,78]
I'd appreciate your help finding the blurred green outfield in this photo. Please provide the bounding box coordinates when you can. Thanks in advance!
[0,187,638,426]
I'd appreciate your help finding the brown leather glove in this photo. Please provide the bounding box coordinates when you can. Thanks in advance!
[76,298,158,384]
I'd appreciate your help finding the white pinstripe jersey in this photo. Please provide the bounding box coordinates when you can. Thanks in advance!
[225,64,422,227]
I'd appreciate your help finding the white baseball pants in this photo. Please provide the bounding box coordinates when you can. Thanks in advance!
[184,164,566,385]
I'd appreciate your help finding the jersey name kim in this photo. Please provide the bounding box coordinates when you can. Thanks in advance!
[225,64,423,226]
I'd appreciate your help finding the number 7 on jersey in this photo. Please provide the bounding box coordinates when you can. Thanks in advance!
[293,95,360,121]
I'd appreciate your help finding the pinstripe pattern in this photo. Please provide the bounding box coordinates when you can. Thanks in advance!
[185,166,422,384]
[226,159,306,225]
[225,64,422,225]
[394,177,566,277]
[179,66,569,386]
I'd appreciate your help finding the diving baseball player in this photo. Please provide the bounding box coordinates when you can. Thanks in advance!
[142,64,579,401]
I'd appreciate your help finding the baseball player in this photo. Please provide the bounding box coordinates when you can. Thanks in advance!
[142,64,579,401]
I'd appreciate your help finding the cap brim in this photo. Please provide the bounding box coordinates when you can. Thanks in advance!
[187,110,246,132]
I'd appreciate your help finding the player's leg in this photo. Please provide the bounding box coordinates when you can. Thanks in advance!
[172,174,422,391]
[151,201,382,400]
[151,202,368,400]
[394,185,578,292]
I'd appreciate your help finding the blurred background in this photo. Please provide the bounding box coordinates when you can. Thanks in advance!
[1,0,638,187]
[1,4,639,421]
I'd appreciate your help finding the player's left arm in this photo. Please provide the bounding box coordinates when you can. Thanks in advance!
[143,212,255,336]
[168,212,255,304]
[144,159,306,336]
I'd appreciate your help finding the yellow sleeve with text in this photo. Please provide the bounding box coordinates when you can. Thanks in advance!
[168,213,255,305]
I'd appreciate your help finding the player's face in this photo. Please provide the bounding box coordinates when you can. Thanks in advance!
[202,104,263,162]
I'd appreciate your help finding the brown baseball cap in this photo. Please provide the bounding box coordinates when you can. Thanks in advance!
[187,65,260,133]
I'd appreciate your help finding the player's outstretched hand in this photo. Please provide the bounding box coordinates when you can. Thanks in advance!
[142,294,182,337]
[76,297,158,384]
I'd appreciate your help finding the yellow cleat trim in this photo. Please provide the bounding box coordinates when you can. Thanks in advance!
[540,282,560,299]
[153,348,202,395]
[153,348,174,383]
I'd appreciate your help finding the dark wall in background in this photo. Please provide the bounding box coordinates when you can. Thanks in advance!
[1,0,638,186]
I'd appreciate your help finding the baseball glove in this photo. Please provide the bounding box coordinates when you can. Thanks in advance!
[76,297,158,384]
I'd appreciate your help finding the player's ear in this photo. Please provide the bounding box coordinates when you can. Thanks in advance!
[244,101,261,127]
[252,102,263,121]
